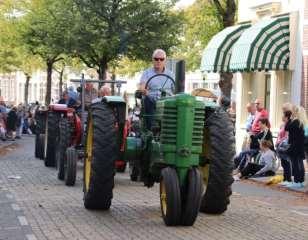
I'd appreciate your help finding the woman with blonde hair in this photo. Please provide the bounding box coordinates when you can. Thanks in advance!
[297,106,308,165]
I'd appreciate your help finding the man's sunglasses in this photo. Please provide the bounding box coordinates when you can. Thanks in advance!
[153,57,165,62]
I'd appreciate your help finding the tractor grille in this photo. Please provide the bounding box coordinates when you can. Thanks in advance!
[193,108,205,146]
[160,106,205,147]
[160,107,177,144]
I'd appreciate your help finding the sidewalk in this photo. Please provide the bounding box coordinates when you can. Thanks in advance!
[248,161,308,194]
[0,139,22,156]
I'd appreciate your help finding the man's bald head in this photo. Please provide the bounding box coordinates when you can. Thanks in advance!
[99,86,111,97]
[246,102,256,114]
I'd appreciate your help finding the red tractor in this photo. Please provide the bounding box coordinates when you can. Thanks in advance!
[53,104,82,186]
[41,103,81,186]
[46,77,128,186]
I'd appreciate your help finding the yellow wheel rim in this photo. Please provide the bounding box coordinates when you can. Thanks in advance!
[199,126,210,187]
[84,117,93,192]
[160,180,167,216]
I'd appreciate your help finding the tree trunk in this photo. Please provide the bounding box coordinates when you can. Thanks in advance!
[97,58,108,88]
[45,60,53,105]
[213,0,236,103]
[24,73,31,105]
[111,73,116,95]
[219,72,233,100]
[58,68,64,99]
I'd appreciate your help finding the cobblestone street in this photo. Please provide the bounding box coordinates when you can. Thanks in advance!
[0,136,308,240]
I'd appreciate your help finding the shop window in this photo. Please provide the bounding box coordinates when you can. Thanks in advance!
[193,83,199,89]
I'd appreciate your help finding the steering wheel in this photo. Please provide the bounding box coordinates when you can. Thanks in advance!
[145,74,176,97]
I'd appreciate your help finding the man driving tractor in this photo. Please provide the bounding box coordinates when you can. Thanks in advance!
[139,49,174,129]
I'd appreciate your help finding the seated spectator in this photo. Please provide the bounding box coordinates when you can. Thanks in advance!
[58,91,77,108]
[235,140,277,179]
[68,86,78,101]
[92,86,111,104]
[234,118,273,172]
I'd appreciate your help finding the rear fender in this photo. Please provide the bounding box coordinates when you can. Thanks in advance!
[102,96,127,154]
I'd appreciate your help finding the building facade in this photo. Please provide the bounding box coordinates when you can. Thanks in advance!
[0,70,61,106]
[201,0,306,151]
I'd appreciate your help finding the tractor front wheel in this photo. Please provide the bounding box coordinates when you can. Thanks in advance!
[83,103,117,210]
[181,168,203,226]
[160,167,181,226]
[65,147,77,186]
[56,118,71,180]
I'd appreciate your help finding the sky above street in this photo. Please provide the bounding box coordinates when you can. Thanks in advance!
[176,0,196,8]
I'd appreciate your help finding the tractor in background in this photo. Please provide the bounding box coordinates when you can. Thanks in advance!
[83,61,235,226]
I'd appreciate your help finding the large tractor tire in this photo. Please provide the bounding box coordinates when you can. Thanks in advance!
[37,134,45,160]
[160,167,182,226]
[35,135,40,158]
[199,108,235,214]
[83,103,117,210]
[44,112,60,167]
[181,168,203,226]
[65,147,77,186]
[34,112,46,158]
[56,118,72,180]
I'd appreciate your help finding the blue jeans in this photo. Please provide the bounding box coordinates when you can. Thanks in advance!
[234,149,259,170]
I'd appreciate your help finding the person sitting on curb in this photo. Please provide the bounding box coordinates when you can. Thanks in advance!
[234,140,277,180]
[234,118,273,172]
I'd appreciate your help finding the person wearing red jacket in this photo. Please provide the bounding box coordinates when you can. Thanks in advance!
[251,99,269,135]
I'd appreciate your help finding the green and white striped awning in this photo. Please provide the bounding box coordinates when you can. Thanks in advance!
[229,15,290,71]
[201,23,251,73]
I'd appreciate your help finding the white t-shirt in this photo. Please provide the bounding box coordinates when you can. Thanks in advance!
[140,67,174,100]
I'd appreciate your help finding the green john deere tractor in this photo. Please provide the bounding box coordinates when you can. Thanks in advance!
[83,63,235,226]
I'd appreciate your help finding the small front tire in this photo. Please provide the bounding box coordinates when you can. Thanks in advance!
[181,168,203,226]
[65,147,77,186]
[160,167,182,226]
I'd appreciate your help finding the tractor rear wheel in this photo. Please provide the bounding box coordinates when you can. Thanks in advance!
[37,134,45,160]
[181,168,203,226]
[35,134,40,158]
[44,112,60,167]
[160,167,182,226]
[56,118,72,180]
[34,112,46,158]
[83,103,117,210]
[199,108,235,214]
[65,147,77,186]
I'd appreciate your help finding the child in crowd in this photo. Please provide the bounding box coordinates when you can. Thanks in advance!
[234,140,277,180]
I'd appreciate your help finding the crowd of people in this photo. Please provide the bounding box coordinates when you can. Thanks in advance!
[0,99,37,141]
[233,99,307,189]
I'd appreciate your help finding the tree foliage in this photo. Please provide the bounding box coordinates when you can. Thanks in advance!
[71,0,183,80]
[173,0,222,71]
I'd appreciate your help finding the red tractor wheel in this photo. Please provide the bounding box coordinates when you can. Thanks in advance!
[65,147,77,186]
